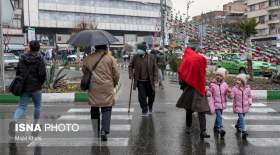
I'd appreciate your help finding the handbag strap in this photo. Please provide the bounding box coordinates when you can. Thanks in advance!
[91,52,107,72]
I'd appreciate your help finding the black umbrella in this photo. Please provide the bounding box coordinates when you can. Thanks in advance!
[67,30,119,47]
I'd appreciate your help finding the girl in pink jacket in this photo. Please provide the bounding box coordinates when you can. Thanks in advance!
[232,73,252,139]
[209,68,231,138]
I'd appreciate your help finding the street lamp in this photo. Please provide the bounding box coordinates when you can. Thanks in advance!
[184,0,194,47]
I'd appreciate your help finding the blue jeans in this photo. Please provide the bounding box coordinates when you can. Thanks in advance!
[214,109,223,129]
[14,90,42,122]
[236,113,246,131]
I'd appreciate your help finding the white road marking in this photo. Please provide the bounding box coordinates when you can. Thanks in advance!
[28,138,129,147]
[224,108,276,113]
[76,124,131,131]
[68,108,134,113]
[247,138,280,147]
[165,102,267,107]
[227,102,266,107]
[58,115,132,120]
[223,115,280,120]
[232,124,280,132]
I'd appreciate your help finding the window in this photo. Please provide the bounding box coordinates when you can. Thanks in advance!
[259,2,266,9]
[250,5,256,11]
[259,16,266,24]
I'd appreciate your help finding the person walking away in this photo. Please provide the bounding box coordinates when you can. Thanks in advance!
[129,42,158,116]
[82,45,120,141]
[176,47,211,140]
[9,40,47,137]
[209,68,231,138]
[231,73,252,139]
[157,52,166,88]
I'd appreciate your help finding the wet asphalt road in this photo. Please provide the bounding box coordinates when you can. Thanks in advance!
[0,69,280,155]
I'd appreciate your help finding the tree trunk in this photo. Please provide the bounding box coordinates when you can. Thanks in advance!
[246,39,254,81]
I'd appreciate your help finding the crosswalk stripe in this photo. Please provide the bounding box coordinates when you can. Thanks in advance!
[28,138,129,147]
[227,102,266,107]
[231,124,280,132]
[77,124,131,131]
[224,108,276,113]
[223,115,280,120]
[165,102,267,107]
[68,108,134,113]
[58,115,132,120]
[247,138,280,147]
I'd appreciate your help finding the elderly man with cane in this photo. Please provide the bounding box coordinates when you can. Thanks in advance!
[129,42,158,116]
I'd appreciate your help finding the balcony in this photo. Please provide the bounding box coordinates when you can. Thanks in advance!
[268,18,280,24]
[38,20,157,32]
[3,28,23,35]
[268,5,280,11]
[39,3,161,18]
[257,23,269,30]
[269,28,280,35]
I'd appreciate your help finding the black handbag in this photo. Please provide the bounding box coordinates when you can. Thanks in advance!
[9,67,31,96]
[80,52,106,90]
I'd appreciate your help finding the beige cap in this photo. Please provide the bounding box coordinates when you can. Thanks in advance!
[236,73,248,85]
[215,68,228,78]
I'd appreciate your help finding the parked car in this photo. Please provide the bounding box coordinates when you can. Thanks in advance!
[67,52,85,62]
[3,53,19,71]
[8,50,24,59]
[216,53,276,77]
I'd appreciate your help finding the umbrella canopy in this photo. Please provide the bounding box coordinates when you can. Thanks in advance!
[67,30,119,47]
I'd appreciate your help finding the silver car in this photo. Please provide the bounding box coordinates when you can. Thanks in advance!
[4,53,19,70]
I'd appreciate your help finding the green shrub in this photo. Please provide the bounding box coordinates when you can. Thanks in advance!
[168,55,181,73]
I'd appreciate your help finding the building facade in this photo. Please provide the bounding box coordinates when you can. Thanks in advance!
[246,0,280,46]
[22,0,172,49]
[3,0,25,51]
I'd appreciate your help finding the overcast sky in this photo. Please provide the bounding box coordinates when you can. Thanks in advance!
[171,0,234,17]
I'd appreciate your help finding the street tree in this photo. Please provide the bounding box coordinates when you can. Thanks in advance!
[239,17,258,80]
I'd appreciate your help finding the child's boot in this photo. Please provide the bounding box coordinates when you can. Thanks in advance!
[242,131,248,139]
[219,129,226,138]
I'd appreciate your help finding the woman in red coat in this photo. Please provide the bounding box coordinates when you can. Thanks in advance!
[176,47,210,140]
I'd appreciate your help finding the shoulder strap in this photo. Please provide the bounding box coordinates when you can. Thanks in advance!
[91,52,107,71]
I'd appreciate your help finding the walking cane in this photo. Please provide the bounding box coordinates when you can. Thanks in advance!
[128,79,133,114]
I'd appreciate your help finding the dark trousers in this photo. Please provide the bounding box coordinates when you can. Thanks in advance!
[186,109,206,132]
[137,81,155,113]
[90,107,112,134]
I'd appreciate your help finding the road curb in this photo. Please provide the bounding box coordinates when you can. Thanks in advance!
[0,88,278,104]
[0,84,122,104]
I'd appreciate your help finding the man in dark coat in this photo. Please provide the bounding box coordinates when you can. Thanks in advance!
[176,45,210,140]
[129,42,158,115]
[9,40,46,137]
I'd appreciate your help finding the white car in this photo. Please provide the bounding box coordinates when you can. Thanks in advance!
[211,56,219,64]
[67,52,84,62]
[4,53,19,70]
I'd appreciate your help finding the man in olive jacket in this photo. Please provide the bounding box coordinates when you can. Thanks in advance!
[129,43,158,115]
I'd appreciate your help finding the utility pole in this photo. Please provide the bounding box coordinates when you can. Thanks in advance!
[185,0,194,47]
[160,0,167,48]
[0,0,6,92]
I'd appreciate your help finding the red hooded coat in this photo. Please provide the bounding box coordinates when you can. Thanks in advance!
[178,48,207,96]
